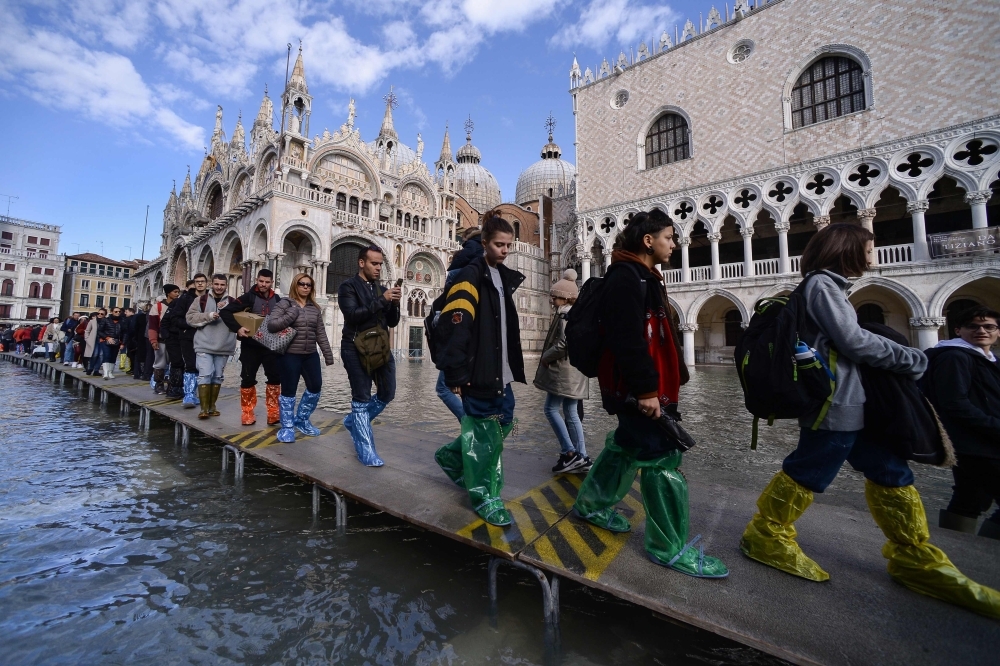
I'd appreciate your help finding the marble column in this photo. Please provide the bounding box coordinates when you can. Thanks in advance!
[776,222,790,274]
[910,317,946,350]
[708,232,721,281]
[857,208,877,233]
[603,249,613,269]
[907,200,930,261]
[679,323,698,367]
[579,244,591,281]
[741,227,754,277]
[680,237,691,283]
[312,260,330,296]
[966,190,992,229]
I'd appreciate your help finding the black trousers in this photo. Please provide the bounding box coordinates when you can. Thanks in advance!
[240,342,281,388]
[166,340,196,373]
[947,454,1000,524]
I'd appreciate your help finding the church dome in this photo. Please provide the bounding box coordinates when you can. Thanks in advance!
[515,131,576,206]
[453,122,501,212]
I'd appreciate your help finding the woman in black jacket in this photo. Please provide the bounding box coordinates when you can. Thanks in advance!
[434,212,525,526]
[96,311,122,380]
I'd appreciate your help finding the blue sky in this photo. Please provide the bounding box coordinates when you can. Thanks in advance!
[0,0,712,261]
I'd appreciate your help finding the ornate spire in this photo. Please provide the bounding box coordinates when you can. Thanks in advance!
[180,167,192,199]
[211,105,224,146]
[255,85,273,127]
[288,42,307,93]
[439,122,452,161]
[232,111,245,149]
[379,86,399,141]
[167,180,178,211]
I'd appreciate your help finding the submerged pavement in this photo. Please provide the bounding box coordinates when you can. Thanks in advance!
[5,353,998,666]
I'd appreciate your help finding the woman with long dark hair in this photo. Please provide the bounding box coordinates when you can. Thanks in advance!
[267,272,334,443]
[571,209,727,578]
[741,223,999,617]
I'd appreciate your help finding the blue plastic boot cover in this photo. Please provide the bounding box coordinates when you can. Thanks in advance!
[182,372,200,406]
[368,396,388,420]
[348,400,384,467]
[294,391,322,436]
[276,395,297,443]
[149,376,156,390]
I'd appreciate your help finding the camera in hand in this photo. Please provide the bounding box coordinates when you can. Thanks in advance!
[624,395,696,452]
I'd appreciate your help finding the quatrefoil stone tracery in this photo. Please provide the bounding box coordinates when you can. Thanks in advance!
[674,201,694,219]
[848,164,881,187]
[734,189,757,208]
[702,195,724,215]
[600,218,615,234]
[806,173,835,195]
[954,139,998,166]
[768,181,794,202]
[897,153,934,178]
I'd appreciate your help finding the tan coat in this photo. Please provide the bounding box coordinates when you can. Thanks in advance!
[84,317,99,357]
[533,305,590,400]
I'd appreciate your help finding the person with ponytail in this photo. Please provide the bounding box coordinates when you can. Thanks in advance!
[433,209,526,526]
[572,208,728,579]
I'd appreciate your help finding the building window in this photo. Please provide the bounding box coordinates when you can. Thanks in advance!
[124,269,130,278]
[81,279,90,289]
[39,307,50,320]
[1,279,12,296]
[3,264,13,271]
[856,303,885,325]
[109,296,117,308]
[790,56,865,129]
[27,306,37,320]
[513,221,521,240]
[44,268,54,275]
[0,244,10,253]
[31,267,42,274]
[95,295,104,307]
[336,193,347,211]
[40,238,50,246]
[97,281,106,291]
[0,304,10,318]
[208,185,223,220]
[645,113,690,169]
[124,285,132,294]
[42,283,52,299]
[349,196,359,214]
[29,282,40,298]
[111,283,119,293]
[79,293,89,307]
[123,298,131,309]
[361,200,370,218]
[0,232,11,240]
[27,236,37,244]
[38,251,48,258]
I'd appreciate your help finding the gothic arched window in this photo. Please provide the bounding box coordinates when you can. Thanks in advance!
[645,113,690,169]
[336,193,347,211]
[790,56,865,129]
[361,200,371,218]
[207,185,223,220]
[349,196,359,214]
[1,279,13,296]
[513,221,521,240]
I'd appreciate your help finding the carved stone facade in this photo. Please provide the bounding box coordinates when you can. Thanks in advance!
[134,48,549,356]
[556,0,1000,364]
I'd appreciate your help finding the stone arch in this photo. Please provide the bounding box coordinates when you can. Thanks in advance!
[309,147,381,200]
[636,105,695,171]
[219,231,245,294]
[229,169,253,208]
[405,251,446,290]
[249,221,269,260]
[920,169,978,200]
[196,245,215,276]
[686,287,750,325]
[757,283,800,300]
[848,279,923,342]
[280,224,321,290]
[153,271,163,297]
[848,276,924,318]
[928,268,1000,318]
[781,44,874,131]
[667,295,686,326]
[327,234,394,295]
[171,246,189,284]
[821,189,865,216]
[398,177,437,217]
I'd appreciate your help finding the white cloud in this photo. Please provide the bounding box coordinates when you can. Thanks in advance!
[550,0,677,50]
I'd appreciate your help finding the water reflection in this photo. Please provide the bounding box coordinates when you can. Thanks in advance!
[1,362,786,665]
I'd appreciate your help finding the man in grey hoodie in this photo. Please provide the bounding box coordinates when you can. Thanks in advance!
[186,274,237,419]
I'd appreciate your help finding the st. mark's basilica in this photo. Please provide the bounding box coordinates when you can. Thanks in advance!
[136,0,1000,363]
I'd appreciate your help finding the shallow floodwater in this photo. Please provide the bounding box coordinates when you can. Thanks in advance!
[0,356,953,664]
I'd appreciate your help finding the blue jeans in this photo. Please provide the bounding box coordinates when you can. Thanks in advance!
[280,351,322,397]
[437,370,465,421]
[64,341,76,364]
[544,393,586,456]
[782,428,914,493]
[195,352,227,385]
[340,343,396,403]
[462,384,515,427]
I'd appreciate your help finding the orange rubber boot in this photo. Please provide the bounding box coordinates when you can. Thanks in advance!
[240,386,257,425]
[265,383,281,425]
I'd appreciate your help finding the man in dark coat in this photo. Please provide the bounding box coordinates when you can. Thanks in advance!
[922,306,1000,539]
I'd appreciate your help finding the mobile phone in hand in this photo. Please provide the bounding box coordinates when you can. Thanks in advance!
[395,278,404,287]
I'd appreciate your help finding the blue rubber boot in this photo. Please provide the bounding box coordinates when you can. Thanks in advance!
[347,400,384,467]
[276,395,297,443]
[182,372,200,408]
[368,396,388,420]
[295,390,322,436]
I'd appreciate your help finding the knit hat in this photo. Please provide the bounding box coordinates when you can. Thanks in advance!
[550,269,579,300]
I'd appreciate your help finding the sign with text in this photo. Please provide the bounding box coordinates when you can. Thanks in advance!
[928,227,999,259]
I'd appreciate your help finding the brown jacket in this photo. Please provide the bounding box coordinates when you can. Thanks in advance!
[268,297,334,363]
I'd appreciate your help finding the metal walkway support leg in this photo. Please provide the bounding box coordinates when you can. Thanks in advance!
[100,389,108,405]
[139,407,150,432]
[222,445,244,479]
[311,484,348,528]
[488,557,560,627]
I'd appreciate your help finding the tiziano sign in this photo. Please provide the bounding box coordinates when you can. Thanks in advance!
[928,227,999,259]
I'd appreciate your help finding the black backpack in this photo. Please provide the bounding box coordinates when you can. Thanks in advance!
[735,273,836,449]
[566,263,645,378]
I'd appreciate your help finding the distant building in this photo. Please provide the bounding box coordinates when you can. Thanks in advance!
[0,215,64,325]
[61,254,140,316]
[557,0,1000,364]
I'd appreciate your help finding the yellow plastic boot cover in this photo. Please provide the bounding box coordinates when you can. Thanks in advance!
[865,480,1000,619]
[740,470,830,582]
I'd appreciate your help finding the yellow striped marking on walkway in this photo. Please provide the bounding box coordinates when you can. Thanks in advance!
[220,417,343,451]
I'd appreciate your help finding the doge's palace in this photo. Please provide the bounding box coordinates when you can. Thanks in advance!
[555,0,1000,365]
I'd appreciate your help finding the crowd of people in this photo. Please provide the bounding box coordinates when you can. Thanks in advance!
[2,207,997,620]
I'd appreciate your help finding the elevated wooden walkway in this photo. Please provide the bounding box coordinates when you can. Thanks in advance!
[4,353,998,666]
